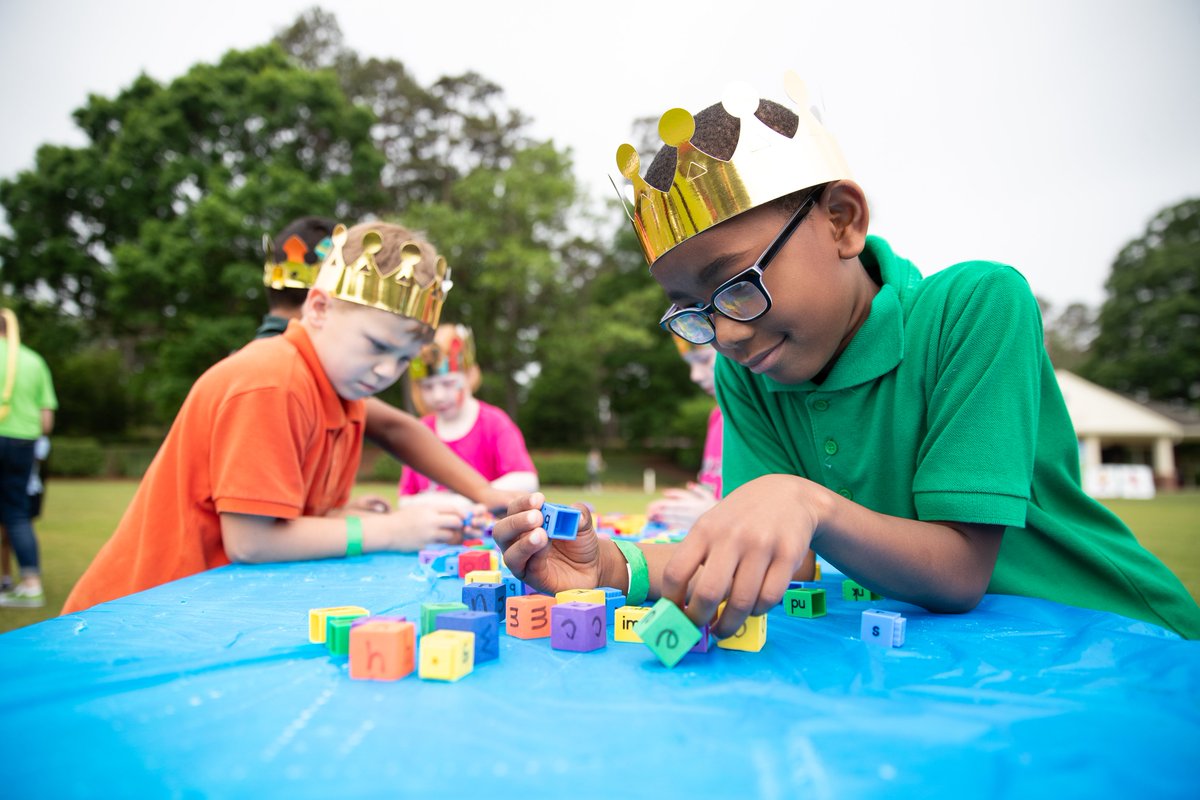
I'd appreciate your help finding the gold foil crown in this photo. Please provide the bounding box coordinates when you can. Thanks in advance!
[614,71,851,268]
[313,224,453,327]
[262,232,332,290]
[409,324,477,381]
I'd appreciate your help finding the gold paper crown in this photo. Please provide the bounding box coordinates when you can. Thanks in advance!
[409,324,477,381]
[313,224,453,327]
[614,71,852,268]
[262,233,332,290]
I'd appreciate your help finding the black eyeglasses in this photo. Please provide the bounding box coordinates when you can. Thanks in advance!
[659,192,820,345]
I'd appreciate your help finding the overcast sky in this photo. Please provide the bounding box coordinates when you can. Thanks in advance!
[2,0,1197,309]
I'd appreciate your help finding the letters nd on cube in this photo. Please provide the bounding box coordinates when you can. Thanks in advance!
[349,620,416,681]
[506,594,554,639]
[540,502,581,540]
[463,582,507,619]
[783,587,827,618]
[633,598,702,668]
[419,629,475,682]
[436,610,499,662]
[550,602,606,652]
[861,609,906,647]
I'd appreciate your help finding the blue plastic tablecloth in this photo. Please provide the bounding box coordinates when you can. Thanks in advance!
[1,553,1197,798]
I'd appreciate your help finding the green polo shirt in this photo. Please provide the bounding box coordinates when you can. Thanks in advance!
[717,236,1200,638]
[0,342,58,441]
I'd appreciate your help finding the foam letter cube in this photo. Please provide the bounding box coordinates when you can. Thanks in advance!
[784,587,827,618]
[599,586,626,631]
[419,629,475,681]
[842,579,882,601]
[420,601,468,635]
[457,549,492,579]
[349,620,415,681]
[326,615,365,656]
[613,606,653,643]
[540,502,581,540]
[463,582,507,619]
[689,623,713,654]
[633,597,702,668]
[505,594,554,639]
[550,602,606,652]
[861,609,906,647]
[501,574,524,601]
[715,603,768,653]
[308,605,369,644]
[555,588,607,606]
[436,610,499,662]
[465,569,502,585]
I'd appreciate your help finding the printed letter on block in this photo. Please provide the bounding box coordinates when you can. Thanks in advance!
[506,594,554,639]
[550,602,606,652]
[349,620,415,681]
[633,598,702,668]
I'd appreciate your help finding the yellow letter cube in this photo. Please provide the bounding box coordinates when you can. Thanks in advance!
[308,605,369,644]
[419,629,475,682]
[614,606,653,643]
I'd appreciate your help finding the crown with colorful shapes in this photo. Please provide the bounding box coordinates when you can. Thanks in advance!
[262,232,333,290]
[409,324,476,381]
[614,71,852,269]
[313,224,453,327]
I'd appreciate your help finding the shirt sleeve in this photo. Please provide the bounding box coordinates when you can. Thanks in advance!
[912,266,1042,526]
[210,386,313,519]
[715,356,801,496]
[33,355,58,411]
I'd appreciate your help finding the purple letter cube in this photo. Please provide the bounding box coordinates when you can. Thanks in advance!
[550,602,606,652]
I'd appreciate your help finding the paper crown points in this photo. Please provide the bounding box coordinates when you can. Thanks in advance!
[313,224,453,327]
[614,71,852,268]
[409,324,476,381]
[262,232,333,290]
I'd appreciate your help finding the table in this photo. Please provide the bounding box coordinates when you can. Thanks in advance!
[1,553,1197,798]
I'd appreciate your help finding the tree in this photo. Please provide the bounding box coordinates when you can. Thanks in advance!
[0,44,386,429]
[1039,296,1096,372]
[1081,198,1200,405]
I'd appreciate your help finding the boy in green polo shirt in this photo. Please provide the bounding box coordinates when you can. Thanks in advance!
[493,73,1200,639]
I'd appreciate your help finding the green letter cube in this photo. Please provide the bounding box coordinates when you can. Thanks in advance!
[420,601,468,635]
[783,587,827,618]
[842,579,882,602]
[634,597,702,668]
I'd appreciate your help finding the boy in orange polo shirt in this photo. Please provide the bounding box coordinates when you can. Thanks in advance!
[64,221,463,613]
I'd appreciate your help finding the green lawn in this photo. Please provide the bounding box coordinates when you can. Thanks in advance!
[2,480,1197,635]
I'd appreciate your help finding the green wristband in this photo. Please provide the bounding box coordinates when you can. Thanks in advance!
[612,539,649,606]
[345,516,364,558]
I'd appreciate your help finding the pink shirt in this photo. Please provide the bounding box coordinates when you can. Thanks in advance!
[698,405,724,499]
[399,400,536,495]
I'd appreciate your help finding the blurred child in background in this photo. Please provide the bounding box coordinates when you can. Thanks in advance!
[646,340,722,529]
[400,324,538,506]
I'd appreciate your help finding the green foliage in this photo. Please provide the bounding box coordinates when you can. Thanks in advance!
[52,345,137,438]
[669,395,718,470]
[47,438,107,477]
[1081,198,1200,404]
[531,452,590,487]
[0,43,386,428]
[369,454,404,483]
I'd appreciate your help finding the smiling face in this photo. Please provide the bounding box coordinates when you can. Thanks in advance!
[651,181,876,386]
[304,290,429,401]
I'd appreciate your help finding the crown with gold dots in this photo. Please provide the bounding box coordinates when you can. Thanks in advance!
[409,324,477,381]
[614,71,852,269]
[313,224,453,327]
[262,232,332,290]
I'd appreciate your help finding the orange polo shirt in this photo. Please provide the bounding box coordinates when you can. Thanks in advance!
[63,323,365,614]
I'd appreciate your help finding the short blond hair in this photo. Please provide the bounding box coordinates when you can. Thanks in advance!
[339,221,442,287]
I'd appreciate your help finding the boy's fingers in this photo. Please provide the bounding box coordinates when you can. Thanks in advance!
[660,536,712,617]
[753,559,797,617]
[681,544,739,631]
[492,508,544,549]
[505,491,544,519]
[712,551,771,638]
[499,528,548,580]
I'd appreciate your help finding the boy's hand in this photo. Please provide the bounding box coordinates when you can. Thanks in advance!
[478,486,524,516]
[365,501,468,552]
[492,492,623,595]
[661,475,817,639]
[647,483,718,529]
[346,494,393,514]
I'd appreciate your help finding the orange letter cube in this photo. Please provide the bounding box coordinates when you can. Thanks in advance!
[349,620,415,681]
[506,594,555,639]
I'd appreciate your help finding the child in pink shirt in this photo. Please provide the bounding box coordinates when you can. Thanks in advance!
[399,324,538,504]
[648,341,723,528]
